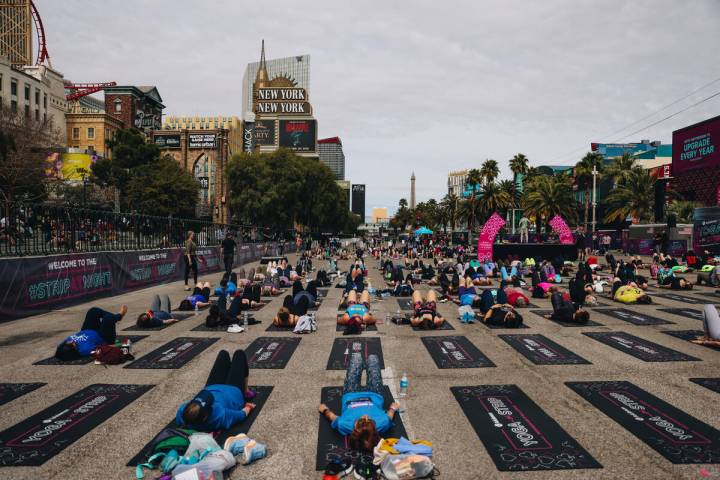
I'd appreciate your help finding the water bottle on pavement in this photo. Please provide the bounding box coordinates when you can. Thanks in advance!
[194,302,199,316]
[243,311,248,327]
[399,373,408,397]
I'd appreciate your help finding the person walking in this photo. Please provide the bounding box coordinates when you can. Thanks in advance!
[221,232,237,275]
[184,230,198,291]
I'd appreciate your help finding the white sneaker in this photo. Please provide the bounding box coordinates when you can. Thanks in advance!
[227,324,245,333]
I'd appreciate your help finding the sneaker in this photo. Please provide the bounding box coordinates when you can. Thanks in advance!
[227,324,245,333]
[184,286,191,291]
[325,458,353,478]
[353,456,377,479]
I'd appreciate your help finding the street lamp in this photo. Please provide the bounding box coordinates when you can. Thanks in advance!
[591,161,598,233]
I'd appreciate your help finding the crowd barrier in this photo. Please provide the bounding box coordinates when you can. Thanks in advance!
[0,242,291,321]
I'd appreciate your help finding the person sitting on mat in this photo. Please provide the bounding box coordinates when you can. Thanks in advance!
[544,290,589,324]
[177,349,256,431]
[178,282,213,310]
[55,305,128,360]
[338,290,376,326]
[410,289,445,329]
[692,304,720,346]
[136,295,181,328]
[319,353,399,453]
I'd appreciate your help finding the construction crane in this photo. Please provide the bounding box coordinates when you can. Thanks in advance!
[65,82,117,101]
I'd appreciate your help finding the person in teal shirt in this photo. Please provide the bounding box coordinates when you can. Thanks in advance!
[319,353,399,452]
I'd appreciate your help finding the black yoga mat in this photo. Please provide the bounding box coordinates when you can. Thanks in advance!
[584,331,700,362]
[124,337,219,369]
[475,313,531,329]
[412,319,455,331]
[317,289,328,298]
[127,385,273,466]
[34,335,149,365]
[246,337,300,369]
[662,330,720,351]
[335,321,377,332]
[499,334,590,365]
[657,308,704,321]
[530,310,603,327]
[596,308,673,326]
[697,291,720,301]
[567,380,720,464]
[654,292,708,304]
[0,383,45,407]
[326,337,383,370]
[421,336,494,369]
[451,384,601,471]
[0,384,153,466]
[193,316,261,332]
[265,322,294,332]
[396,298,413,310]
[122,314,193,331]
[690,378,720,394]
[316,386,407,471]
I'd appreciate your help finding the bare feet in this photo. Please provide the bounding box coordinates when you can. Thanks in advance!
[119,305,128,317]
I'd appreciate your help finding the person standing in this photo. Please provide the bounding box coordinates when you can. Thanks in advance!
[518,216,530,243]
[278,237,286,256]
[184,230,198,291]
[575,228,586,262]
[221,232,237,275]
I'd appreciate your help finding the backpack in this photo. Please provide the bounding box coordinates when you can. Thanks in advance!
[92,344,134,365]
[135,427,196,479]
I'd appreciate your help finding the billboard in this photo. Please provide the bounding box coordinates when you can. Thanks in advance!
[255,88,313,115]
[188,133,217,149]
[279,120,316,152]
[254,120,276,146]
[46,152,96,181]
[154,135,181,148]
[672,115,720,174]
[243,122,254,153]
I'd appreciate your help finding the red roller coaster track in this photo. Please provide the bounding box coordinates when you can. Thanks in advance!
[30,0,50,67]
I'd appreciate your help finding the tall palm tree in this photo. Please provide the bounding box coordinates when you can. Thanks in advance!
[479,159,500,185]
[466,168,482,195]
[478,181,512,221]
[605,152,641,186]
[574,152,604,230]
[604,169,656,224]
[509,153,529,187]
[498,179,521,210]
[523,175,577,232]
[440,193,459,231]
[666,200,699,224]
[458,195,482,232]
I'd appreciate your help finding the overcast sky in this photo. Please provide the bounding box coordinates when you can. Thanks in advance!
[42,0,720,214]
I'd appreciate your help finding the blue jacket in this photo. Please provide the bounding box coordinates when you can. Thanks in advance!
[61,330,104,356]
[176,384,247,431]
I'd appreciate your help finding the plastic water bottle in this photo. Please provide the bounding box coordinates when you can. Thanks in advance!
[194,302,199,316]
[399,373,408,397]
[242,311,248,327]
[385,312,390,324]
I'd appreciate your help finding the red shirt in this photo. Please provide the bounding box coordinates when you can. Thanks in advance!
[505,289,529,306]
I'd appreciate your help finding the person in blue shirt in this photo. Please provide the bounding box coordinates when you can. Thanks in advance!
[136,294,181,328]
[319,353,399,453]
[55,305,128,360]
[177,349,256,432]
[338,289,375,326]
[178,282,212,310]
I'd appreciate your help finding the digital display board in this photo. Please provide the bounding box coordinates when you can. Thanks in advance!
[672,115,720,174]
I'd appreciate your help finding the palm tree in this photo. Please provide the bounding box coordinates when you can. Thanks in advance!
[466,168,482,195]
[605,152,641,186]
[478,181,512,221]
[498,179,520,210]
[440,193,459,231]
[458,195,482,232]
[523,175,577,233]
[509,153,529,187]
[574,152,604,230]
[604,169,656,224]
[479,159,500,185]
[666,200,699,224]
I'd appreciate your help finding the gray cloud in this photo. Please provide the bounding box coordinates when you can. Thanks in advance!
[39,0,720,213]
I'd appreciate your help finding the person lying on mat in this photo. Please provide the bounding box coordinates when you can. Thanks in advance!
[503,286,530,308]
[543,290,589,324]
[696,264,720,287]
[136,295,181,328]
[319,353,399,453]
[339,290,376,326]
[657,264,693,290]
[568,277,599,307]
[410,290,445,329]
[613,283,653,304]
[292,279,320,307]
[205,293,257,328]
[481,298,524,328]
[274,291,312,327]
[178,282,213,310]
[55,305,128,360]
[692,304,720,346]
[177,349,256,431]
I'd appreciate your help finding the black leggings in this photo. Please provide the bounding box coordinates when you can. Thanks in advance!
[205,350,248,390]
[241,284,261,303]
[283,294,309,316]
[184,255,198,285]
[193,286,211,302]
[81,307,122,344]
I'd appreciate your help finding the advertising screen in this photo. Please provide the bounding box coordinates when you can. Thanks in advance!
[154,135,181,148]
[254,120,276,146]
[188,133,217,149]
[672,115,720,174]
[279,120,316,152]
[46,152,96,181]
